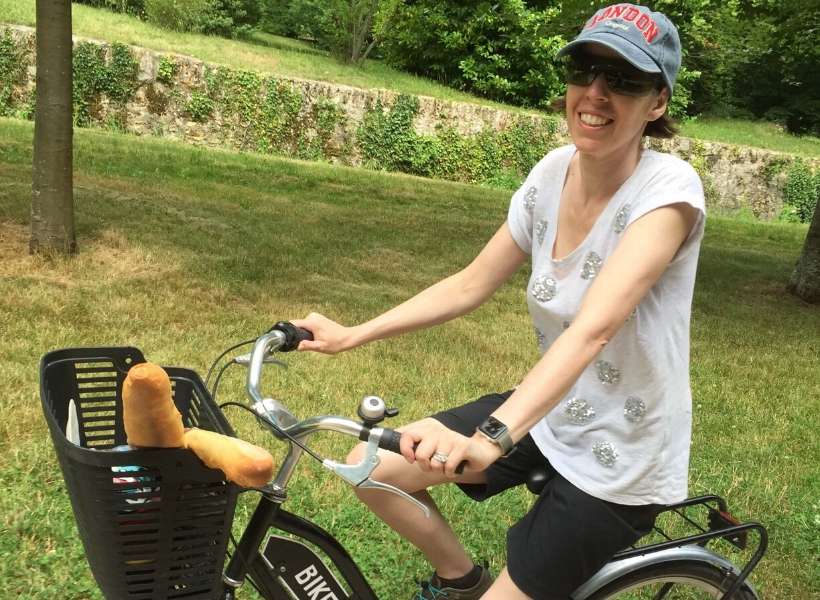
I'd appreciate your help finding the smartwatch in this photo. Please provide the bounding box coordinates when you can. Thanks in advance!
[477,416,515,456]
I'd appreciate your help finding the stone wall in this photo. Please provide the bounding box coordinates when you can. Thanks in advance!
[2,24,816,219]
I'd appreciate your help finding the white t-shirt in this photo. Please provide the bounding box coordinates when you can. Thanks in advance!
[507,144,705,506]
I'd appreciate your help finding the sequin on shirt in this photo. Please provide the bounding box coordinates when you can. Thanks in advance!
[524,186,538,213]
[624,397,646,423]
[581,251,603,280]
[614,203,631,233]
[565,397,596,425]
[593,441,618,467]
[535,219,548,245]
[532,276,557,302]
[595,360,621,385]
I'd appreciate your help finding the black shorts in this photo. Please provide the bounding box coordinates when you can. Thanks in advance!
[432,391,660,600]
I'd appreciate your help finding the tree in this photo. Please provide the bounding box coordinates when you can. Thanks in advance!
[788,196,820,303]
[30,0,77,255]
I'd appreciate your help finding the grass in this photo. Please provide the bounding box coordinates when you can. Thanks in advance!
[4,1,820,159]
[0,0,526,112]
[679,116,820,158]
[0,117,818,599]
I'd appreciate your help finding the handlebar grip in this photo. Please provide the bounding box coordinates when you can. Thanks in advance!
[271,321,314,352]
[378,428,403,454]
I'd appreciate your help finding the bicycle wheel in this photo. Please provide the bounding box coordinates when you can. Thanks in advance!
[586,560,758,600]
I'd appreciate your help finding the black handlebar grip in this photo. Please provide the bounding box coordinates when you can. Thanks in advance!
[271,321,314,352]
[378,428,404,454]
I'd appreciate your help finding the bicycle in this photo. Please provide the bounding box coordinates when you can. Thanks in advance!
[40,322,768,600]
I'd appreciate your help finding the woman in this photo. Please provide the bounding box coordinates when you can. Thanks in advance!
[294,4,705,599]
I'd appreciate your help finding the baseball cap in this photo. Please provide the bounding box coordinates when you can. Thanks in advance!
[556,3,681,93]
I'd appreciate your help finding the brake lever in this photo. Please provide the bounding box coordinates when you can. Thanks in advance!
[322,429,431,518]
[234,352,287,369]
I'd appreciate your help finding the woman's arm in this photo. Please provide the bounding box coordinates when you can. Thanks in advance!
[293,223,528,354]
[407,202,700,474]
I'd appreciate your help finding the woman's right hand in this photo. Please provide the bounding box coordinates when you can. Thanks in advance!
[290,312,357,355]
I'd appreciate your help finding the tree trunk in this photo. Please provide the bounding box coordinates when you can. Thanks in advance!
[30,0,76,255]
[788,195,820,303]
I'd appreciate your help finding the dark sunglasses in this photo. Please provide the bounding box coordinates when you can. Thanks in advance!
[561,54,662,96]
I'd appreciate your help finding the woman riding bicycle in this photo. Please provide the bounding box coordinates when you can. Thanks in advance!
[293,4,705,599]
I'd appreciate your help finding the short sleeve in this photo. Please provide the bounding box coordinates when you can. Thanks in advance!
[507,183,534,254]
[627,156,705,225]
[624,154,706,263]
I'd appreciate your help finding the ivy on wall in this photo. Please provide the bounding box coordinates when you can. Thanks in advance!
[782,160,819,223]
[1,27,811,206]
[357,94,560,188]
[73,41,138,127]
[0,30,32,118]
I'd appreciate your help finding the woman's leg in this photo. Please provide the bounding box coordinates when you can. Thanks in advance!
[347,439,487,578]
[481,568,532,600]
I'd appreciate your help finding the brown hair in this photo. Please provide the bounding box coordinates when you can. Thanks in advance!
[549,95,679,139]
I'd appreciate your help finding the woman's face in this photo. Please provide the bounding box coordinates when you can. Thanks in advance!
[564,44,669,160]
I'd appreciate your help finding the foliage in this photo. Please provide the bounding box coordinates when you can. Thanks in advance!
[379,1,566,109]
[197,0,261,37]
[264,0,397,64]
[0,30,30,117]
[72,41,138,126]
[144,0,260,37]
[199,67,345,160]
[676,0,820,135]
[156,55,177,84]
[186,90,214,122]
[782,161,819,224]
[73,0,146,18]
[144,0,210,32]
[357,93,559,187]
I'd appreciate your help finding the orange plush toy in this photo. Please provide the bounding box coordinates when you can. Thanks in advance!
[123,362,275,488]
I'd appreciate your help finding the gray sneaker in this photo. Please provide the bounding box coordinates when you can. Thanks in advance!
[412,565,493,599]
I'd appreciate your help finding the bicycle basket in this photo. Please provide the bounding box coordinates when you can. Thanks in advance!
[40,347,241,600]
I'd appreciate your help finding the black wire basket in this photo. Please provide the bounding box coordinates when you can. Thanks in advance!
[40,347,240,600]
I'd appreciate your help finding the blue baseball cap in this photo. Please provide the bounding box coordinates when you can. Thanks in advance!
[556,3,682,93]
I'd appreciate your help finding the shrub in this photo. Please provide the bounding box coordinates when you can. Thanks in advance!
[144,0,211,32]
[379,1,567,109]
[144,0,259,36]
[73,0,146,18]
[783,161,819,224]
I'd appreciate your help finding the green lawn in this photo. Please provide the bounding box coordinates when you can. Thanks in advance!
[0,118,817,598]
[0,0,525,112]
[679,116,820,158]
[4,1,820,158]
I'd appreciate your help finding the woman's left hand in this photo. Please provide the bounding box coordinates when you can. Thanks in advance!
[399,418,504,478]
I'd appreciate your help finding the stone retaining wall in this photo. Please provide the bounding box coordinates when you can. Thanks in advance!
[2,24,816,219]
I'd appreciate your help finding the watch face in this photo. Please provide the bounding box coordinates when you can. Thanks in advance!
[482,417,506,438]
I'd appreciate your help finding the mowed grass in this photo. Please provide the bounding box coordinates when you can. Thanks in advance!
[0,0,525,112]
[0,117,818,598]
[679,117,820,158]
[5,1,820,158]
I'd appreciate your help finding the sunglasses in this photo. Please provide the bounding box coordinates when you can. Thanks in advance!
[561,54,662,96]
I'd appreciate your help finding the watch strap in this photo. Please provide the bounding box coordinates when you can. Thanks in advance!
[477,416,515,456]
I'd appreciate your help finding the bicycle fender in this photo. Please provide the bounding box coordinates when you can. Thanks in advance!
[570,545,761,600]
[258,535,350,600]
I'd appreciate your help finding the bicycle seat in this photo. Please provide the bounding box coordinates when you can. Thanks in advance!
[527,466,549,495]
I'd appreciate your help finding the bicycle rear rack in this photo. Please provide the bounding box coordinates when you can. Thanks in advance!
[611,495,768,600]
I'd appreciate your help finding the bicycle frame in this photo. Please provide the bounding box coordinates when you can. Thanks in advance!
[217,328,767,600]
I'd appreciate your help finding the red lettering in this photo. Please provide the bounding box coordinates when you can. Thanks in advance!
[636,14,650,31]
[585,13,603,29]
[643,21,659,43]
[624,7,639,21]
[610,5,627,18]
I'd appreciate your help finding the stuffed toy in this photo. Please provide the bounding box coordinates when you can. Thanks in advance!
[122,362,275,488]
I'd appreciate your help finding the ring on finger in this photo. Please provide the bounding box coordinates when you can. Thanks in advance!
[432,451,449,463]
